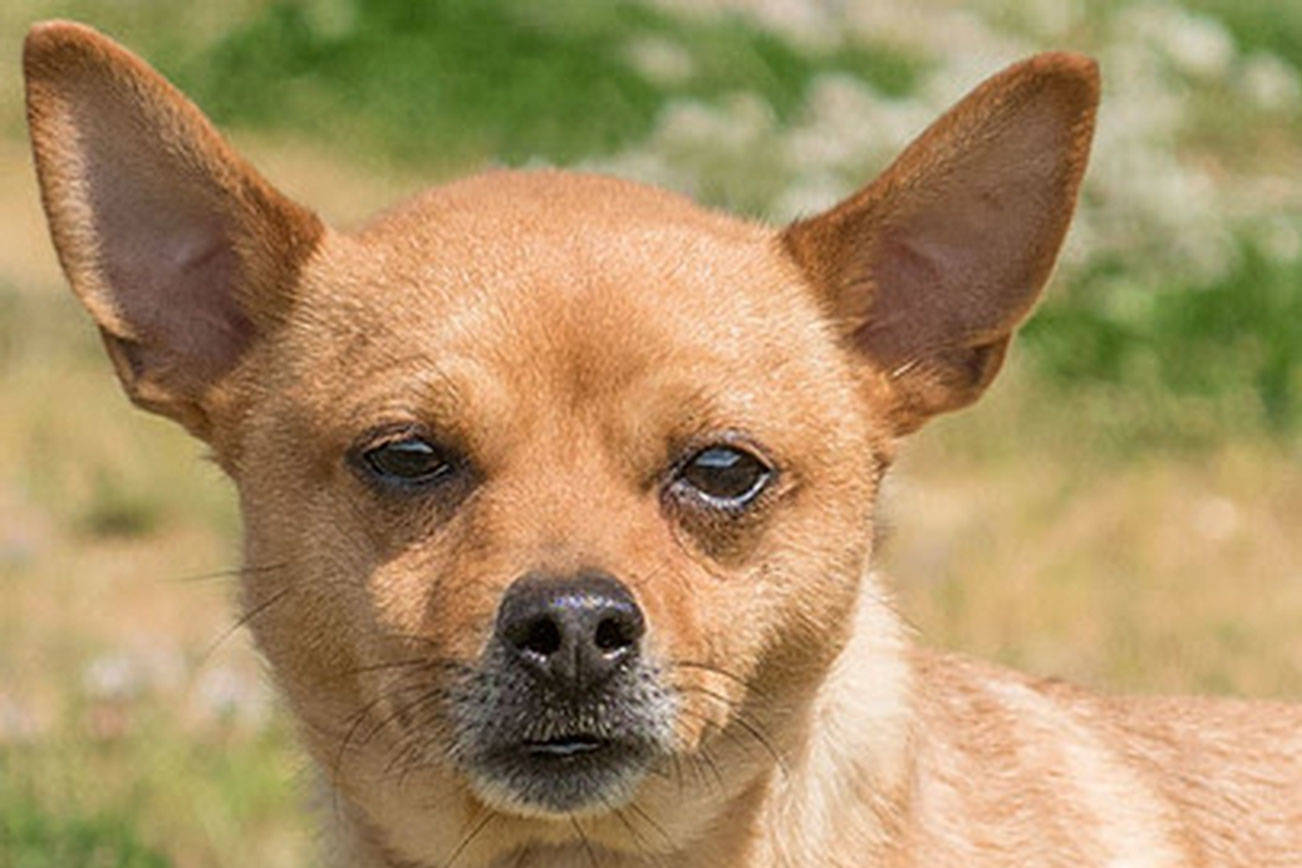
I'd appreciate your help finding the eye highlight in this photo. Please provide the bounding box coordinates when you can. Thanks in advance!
[676,445,772,506]
[360,435,451,486]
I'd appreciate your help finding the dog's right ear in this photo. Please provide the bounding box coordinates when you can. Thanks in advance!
[24,21,322,438]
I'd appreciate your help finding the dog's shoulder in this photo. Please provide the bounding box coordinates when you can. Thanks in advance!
[909,647,1302,864]
[1097,689,1302,864]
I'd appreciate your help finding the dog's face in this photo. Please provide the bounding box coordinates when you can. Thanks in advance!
[25,21,1097,861]
[236,174,884,822]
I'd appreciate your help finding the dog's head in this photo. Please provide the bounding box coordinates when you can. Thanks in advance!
[25,21,1097,862]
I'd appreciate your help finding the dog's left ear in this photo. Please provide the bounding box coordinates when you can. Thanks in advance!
[783,53,1099,434]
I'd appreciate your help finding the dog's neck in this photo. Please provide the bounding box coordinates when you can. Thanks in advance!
[753,572,916,866]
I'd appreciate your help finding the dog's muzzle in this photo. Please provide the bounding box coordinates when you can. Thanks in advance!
[450,571,675,813]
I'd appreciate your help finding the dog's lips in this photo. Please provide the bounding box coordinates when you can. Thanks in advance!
[468,731,657,814]
[523,733,608,758]
[494,732,643,769]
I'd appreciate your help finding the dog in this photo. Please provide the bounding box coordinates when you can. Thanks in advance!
[24,19,1302,867]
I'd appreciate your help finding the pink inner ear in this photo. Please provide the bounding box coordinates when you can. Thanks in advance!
[78,92,251,383]
[25,21,324,431]
[854,101,1079,370]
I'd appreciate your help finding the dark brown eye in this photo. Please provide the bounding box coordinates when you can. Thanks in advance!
[678,445,771,506]
[362,437,450,485]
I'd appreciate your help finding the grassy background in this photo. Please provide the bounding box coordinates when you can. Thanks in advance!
[0,0,1299,864]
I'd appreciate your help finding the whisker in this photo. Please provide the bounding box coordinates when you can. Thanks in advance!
[642,761,673,783]
[196,584,295,665]
[676,703,748,757]
[669,660,770,701]
[676,703,788,779]
[377,690,454,780]
[688,752,716,794]
[570,814,599,868]
[625,801,676,855]
[696,742,727,793]
[670,753,686,795]
[602,799,652,863]
[323,656,454,685]
[719,713,788,778]
[384,733,432,788]
[443,807,496,868]
[327,662,459,792]
[330,680,444,823]
[166,560,295,585]
[673,683,785,740]
[196,564,367,669]
[361,685,453,751]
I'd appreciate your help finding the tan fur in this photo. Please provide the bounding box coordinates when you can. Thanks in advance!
[24,21,1302,868]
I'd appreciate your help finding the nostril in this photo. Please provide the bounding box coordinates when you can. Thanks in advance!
[594,616,630,653]
[496,572,645,682]
[512,616,562,657]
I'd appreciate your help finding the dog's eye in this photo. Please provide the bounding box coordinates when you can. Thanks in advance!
[678,446,771,505]
[362,437,450,484]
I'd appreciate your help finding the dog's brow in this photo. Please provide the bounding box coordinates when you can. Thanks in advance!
[330,356,508,436]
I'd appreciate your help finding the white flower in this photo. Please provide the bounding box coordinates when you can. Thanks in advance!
[770,173,849,222]
[81,645,185,701]
[1256,216,1302,264]
[1239,52,1302,112]
[193,665,273,728]
[625,36,695,87]
[783,74,933,174]
[1191,496,1241,543]
[1163,10,1236,79]
[83,652,143,701]
[584,149,693,194]
[646,0,838,49]
[1019,0,1084,38]
[655,93,773,152]
[1122,3,1236,80]
[0,694,40,743]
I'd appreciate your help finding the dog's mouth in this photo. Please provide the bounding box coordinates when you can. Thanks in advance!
[523,733,609,758]
[469,727,661,814]
[450,659,676,814]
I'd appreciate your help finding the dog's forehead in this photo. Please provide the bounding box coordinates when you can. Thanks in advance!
[355,169,768,251]
[305,170,835,394]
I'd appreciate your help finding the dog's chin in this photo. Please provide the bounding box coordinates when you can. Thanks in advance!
[466,736,658,816]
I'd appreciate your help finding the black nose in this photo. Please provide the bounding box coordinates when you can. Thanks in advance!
[496,572,644,692]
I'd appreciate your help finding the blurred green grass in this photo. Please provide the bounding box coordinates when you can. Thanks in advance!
[0,704,303,867]
[1026,239,1302,448]
[1189,0,1302,67]
[0,795,167,868]
[174,0,921,167]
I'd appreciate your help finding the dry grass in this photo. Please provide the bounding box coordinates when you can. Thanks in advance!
[888,379,1302,698]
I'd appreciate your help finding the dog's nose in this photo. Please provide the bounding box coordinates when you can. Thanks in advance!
[495,572,644,692]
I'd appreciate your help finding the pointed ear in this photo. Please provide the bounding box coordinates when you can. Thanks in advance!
[24,20,323,438]
[782,53,1099,435]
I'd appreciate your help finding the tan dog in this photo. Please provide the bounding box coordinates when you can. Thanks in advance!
[25,20,1302,867]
